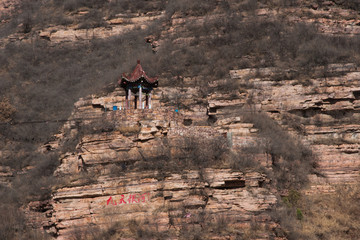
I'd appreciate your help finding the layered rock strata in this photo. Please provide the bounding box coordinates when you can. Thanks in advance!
[27,62,360,237]
[228,64,360,188]
[31,170,276,239]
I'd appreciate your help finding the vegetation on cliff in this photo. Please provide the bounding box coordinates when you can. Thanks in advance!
[1,0,360,239]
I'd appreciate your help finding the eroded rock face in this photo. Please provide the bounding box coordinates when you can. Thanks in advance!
[33,170,276,239]
[26,59,360,238]
[21,83,277,238]
[1,2,359,238]
[229,64,360,187]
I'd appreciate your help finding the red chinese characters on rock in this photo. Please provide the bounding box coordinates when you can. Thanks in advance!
[106,192,150,206]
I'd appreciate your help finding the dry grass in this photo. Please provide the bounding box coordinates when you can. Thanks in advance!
[273,185,360,240]
[299,185,360,240]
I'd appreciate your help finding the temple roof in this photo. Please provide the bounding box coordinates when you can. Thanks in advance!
[120,60,158,84]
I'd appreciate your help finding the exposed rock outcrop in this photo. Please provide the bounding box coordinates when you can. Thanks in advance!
[3,1,360,239]
[229,64,360,188]
[27,169,276,239]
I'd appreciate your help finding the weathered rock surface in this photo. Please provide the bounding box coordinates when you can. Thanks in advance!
[229,64,360,187]
[29,169,276,239]
[6,2,360,238]
[26,59,360,238]
[21,77,280,238]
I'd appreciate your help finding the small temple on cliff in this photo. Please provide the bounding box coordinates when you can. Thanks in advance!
[119,60,158,109]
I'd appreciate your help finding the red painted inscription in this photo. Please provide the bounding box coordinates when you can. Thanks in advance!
[106,193,150,206]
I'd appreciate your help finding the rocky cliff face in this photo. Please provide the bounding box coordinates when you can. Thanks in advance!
[2,1,360,239]
[30,170,277,239]
[26,60,360,238]
[229,64,360,187]
[24,85,278,238]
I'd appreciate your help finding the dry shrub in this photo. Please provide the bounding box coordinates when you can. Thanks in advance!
[108,211,239,239]
[12,152,60,201]
[77,9,108,29]
[296,36,351,67]
[59,117,116,154]
[244,111,317,189]
[0,204,27,240]
[228,147,261,170]
[128,219,167,240]
[313,0,360,11]
[343,0,360,10]
[0,189,50,240]
[299,185,360,240]
[178,135,229,168]
[166,0,217,18]
[137,135,229,175]
[0,97,16,122]
[83,118,116,134]
[273,184,360,240]
[63,0,108,11]
[159,11,360,80]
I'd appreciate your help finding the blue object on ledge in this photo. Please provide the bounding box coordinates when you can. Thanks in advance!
[113,106,118,111]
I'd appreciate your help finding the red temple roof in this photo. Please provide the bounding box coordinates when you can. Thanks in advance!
[121,60,158,84]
